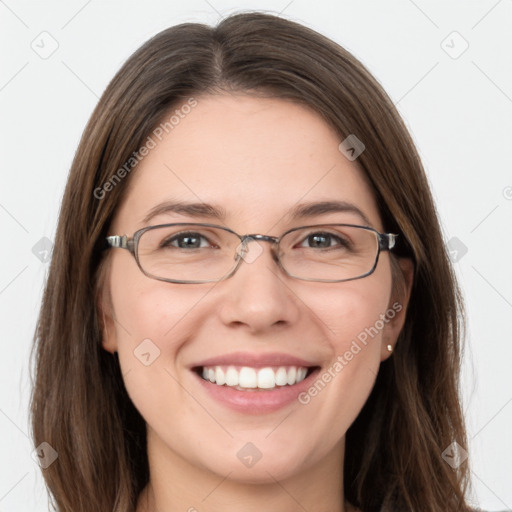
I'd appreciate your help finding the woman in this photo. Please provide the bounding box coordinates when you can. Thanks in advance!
[31,12,474,512]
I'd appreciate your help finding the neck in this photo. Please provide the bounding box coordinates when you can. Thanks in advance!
[137,427,347,512]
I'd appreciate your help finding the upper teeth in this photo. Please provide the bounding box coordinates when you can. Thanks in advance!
[201,365,308,389]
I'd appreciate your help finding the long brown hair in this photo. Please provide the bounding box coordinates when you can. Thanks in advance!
[30,12,469,511]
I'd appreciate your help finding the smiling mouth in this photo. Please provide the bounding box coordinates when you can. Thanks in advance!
[194,365,319,391]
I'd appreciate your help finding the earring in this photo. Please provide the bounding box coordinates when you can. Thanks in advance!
[386,344,393,353]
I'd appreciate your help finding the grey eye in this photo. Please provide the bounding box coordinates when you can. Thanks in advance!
[164,232,210,249]
[300,232,346,249]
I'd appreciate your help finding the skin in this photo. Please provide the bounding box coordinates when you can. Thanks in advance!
[101,94,413,512]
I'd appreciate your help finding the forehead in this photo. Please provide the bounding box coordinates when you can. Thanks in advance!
[113,94,382,233]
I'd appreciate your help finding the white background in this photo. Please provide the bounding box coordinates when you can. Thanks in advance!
[1,1,511,510]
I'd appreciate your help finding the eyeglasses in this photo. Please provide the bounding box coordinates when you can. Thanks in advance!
[105,223,397,284]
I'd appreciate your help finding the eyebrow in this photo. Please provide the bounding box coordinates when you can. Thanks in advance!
[142,200,371,226]
[142,201,227,224]
[288,200,372,226]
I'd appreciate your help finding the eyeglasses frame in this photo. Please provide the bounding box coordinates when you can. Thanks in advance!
[105,222,398,284]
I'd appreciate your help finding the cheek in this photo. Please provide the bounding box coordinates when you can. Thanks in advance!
[295,271,392,432]
[108,279,209,436]
[305,266,392,352]
[106,257,211,393]
[108,251,210,341]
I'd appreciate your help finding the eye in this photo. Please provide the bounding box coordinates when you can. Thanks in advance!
[162,232,211,249]
[299,232,349,249]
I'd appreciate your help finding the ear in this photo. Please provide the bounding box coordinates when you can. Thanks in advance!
[98,289,118,355]
[380,257,414,361]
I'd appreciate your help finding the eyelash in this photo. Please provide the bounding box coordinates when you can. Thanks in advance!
[162,231,351,250]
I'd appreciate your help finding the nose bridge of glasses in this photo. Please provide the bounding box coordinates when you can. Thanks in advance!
[242,234,279,244]
[235,234,280,263]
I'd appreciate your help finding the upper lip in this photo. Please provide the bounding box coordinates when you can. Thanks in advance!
[191,351,319,369]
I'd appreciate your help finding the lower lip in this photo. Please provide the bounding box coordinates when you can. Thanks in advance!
[193,368,320,414]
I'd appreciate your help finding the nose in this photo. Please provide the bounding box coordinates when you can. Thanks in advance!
[216,239,300,333]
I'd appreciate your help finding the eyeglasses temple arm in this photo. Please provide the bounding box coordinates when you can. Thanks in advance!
[105,235,134,253]
[379,233,398,251]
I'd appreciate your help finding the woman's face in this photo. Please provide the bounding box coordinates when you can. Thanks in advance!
[102,94,408,484]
